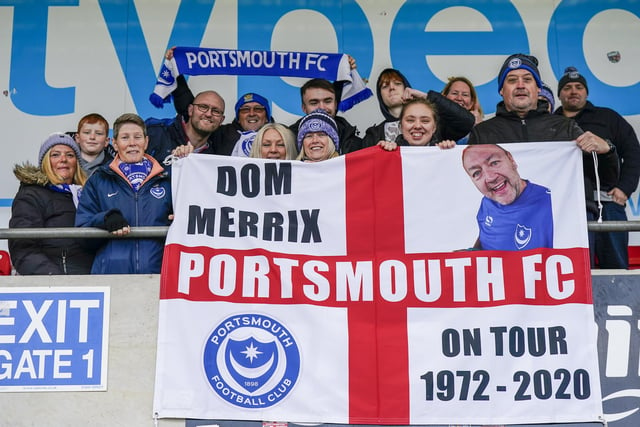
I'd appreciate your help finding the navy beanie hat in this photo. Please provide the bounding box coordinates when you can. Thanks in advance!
[557,67,589,95]
[234,92,271,119]
[38,132,82,167]
[498,53,542,91]
[539,82,555,111]
[296,109,340,152]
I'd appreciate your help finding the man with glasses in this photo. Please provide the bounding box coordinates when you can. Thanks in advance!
[229,93,273,157]
[172,84,273,158]
[161,48,273,158]
[170,79,273,157]
[146,90,227,163]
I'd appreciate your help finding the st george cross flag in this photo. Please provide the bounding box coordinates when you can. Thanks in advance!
[154,142,603,425]
[150,46,372,112]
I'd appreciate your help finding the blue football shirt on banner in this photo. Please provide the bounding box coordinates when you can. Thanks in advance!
[477,181,553,251]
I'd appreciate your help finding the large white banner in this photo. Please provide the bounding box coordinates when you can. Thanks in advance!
[154,142,602,425]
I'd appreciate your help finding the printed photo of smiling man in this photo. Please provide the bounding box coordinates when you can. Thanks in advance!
[462,143,554,251]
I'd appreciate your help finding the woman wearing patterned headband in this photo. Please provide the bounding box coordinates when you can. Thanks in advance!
[296,109,341,162]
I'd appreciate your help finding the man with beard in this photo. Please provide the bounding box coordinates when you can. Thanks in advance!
[556,67,640,268]
[462,144,553,251]
[170,75,273,158]
[145,90,227,164]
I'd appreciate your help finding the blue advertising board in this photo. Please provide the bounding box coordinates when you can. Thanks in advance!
[592,274,640,426]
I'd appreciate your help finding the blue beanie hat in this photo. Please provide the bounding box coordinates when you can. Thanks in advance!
[539,82,555,111]
[234,92,271,120]
[498,53,542,91]
[38,132,82,167]
[296,109,340,152]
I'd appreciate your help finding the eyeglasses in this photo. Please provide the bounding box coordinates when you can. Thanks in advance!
[192,103,224,117]
[238,106,266,114]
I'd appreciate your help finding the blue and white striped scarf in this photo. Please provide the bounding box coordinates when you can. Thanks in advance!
[150,46,372,112]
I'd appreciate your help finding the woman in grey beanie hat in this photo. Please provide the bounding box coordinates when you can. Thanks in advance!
[38,132,82,167]
[8,132,92,275]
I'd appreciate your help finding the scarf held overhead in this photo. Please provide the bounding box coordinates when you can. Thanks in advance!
[150,46,372,112]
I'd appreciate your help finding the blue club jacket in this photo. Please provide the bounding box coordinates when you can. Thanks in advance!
[75,155,173,274]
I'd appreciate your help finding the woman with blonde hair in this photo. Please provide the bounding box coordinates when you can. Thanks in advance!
[249,123,298,160]
[9,132,94,274]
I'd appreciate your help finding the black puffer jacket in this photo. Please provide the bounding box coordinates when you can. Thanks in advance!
[469,101,585,144]
[469,101,620,214]
[9,164,94,275]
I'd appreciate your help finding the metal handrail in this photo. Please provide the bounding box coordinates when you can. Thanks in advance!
[0,221,637,239]
[0,227,169,239]
[586,221,640,232]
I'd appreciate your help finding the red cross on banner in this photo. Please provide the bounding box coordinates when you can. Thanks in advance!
[344,148,410,423]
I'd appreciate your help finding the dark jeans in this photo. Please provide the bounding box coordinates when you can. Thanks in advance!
[587,202,629,269]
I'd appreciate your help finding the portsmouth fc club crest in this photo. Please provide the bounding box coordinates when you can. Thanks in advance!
[514,224,532,249]
[203,313,300,408]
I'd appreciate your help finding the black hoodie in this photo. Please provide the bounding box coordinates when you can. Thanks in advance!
[362,68,475,148]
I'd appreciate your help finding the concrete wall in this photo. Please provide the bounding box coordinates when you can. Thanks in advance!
[0,274,183,427]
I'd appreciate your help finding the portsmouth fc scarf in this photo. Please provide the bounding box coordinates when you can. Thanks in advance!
[49,184,83,208]
[150,46,372,112]
[119,159,152,193]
